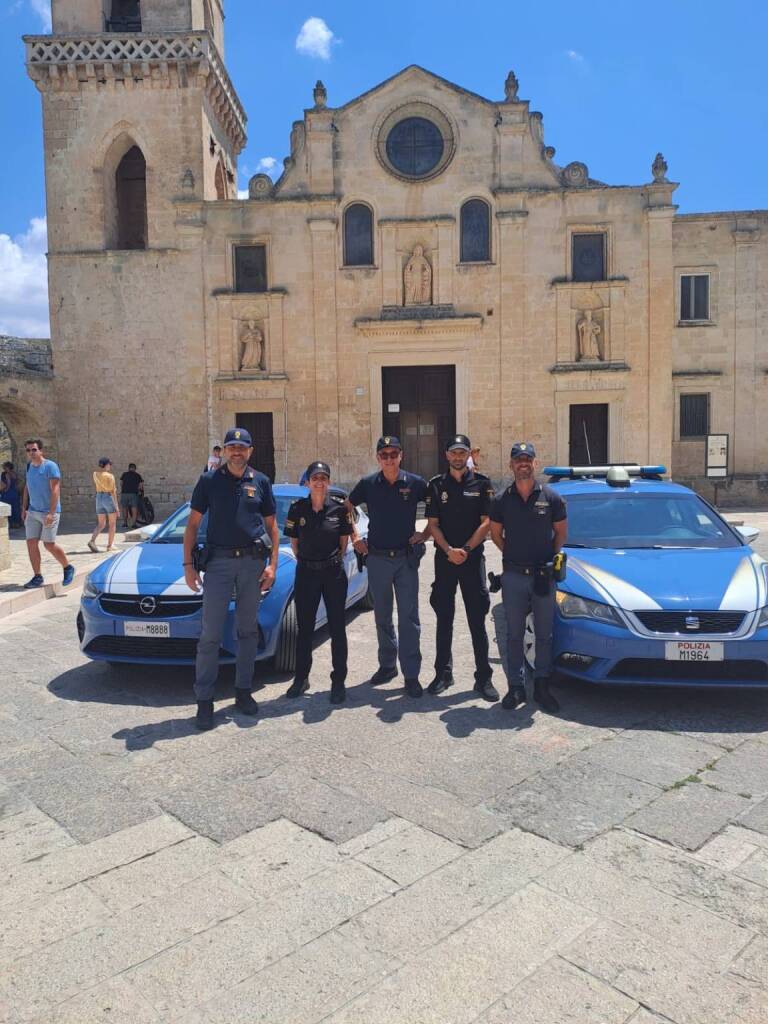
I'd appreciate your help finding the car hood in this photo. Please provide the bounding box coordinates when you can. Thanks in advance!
[90,543,295,596]
[566,546,767,612]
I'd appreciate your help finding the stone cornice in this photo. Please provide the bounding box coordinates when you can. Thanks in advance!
[355,314,482,339]
[550,361,630,374]
[550,277,628,290]
[24,31,246,154]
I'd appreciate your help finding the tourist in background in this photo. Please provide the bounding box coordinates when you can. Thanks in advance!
[88,457,119,553]
[21,439,75,589]
[0,461,22,527]
[206,445,223,472]
[119,461,144,528]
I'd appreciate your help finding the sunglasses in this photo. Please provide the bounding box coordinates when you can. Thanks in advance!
[378,451,400,460]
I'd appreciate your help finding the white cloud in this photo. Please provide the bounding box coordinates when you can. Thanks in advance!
[257,157,278,174]
[295,17,337,60]
[0,217,50,338]
[29,0,51,31]
[565,49,585,63]
[237,189,249,200]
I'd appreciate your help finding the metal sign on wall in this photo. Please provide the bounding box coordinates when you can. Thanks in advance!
[706,434,729,478]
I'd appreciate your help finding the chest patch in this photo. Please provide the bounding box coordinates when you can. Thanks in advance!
[299,517,306,526]
[399,488,411,500]
[463,491,480,498]
[243,486,257,498]
[441,491,449,503]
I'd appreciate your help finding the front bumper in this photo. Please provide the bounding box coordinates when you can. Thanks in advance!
[553,615,768,687]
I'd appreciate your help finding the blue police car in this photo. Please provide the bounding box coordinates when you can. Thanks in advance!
[531,465,768,687]
[76,485,371,671]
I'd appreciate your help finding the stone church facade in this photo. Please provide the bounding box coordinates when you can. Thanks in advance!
[22,0,767,510]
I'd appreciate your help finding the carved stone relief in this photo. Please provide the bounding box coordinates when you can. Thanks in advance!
[239,319,266,371]
[576,309,604,362]
[248,173,273,200]
[561,161,589,187]
[403,245,432,306]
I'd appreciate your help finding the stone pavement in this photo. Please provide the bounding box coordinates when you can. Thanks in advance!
[2,538,768,1021]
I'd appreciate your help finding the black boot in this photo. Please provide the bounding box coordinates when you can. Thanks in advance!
[195,700,214,731]
[234,688,259,715]
[473,678,500,702]
[427,672,453,695]
[501,686,525,710]
[369,666,398,685]
[533,677,560,713]
[285,678,310,699]
[404,677,423,698]
[329,680,346,704]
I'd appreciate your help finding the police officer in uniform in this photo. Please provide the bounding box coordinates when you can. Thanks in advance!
[489,442,567,713]
[425,435,498,700]
[283,462,353,704]
[349,436,429,698]
[183,427,280,730]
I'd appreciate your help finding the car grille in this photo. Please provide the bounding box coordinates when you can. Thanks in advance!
[85,636,233,660]
[99,594,203,618]
[634,611,746,635]
[608,658,768,683]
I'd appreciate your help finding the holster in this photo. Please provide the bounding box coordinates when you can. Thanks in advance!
[533,565,552,597]
[355,550,367,572]
[552,551,567,583]
[192,545,211,573]
[406,542,426,570]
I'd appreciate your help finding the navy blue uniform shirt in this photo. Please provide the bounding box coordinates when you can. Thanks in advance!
[349,470,428,549]
[489,481,567,565]
[425,470,495,552]
[190,465,276,548]
[284,494,352,560]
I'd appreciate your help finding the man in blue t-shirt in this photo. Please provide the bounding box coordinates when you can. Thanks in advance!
[21,439,75,589]
[349,436,430,698]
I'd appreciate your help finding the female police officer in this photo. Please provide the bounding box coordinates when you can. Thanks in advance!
[283,462,353,704]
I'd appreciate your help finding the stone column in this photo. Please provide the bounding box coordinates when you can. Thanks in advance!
[732,220,760,474]
[0,502,10,572]
[496,208,528,471]
[645,192,676,471]
[308,216,340,465]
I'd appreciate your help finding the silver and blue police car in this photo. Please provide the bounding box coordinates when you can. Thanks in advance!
[76,485,371,671]
[530,465,768,687]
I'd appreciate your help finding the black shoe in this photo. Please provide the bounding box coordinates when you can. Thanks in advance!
[195,700,214,730]
[285,679,310,699]
[234,688,259,715]
[329,681,346,704]
[404,677,423,698]
[473,679,500,702]
[369,666,398,685]
[533,677,560,714]
[427,672,454,695]
[488,571,502,594]
[501,687,525,710]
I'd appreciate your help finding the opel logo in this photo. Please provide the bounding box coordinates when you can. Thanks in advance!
[685,615,700,631]
[140,596,157,615]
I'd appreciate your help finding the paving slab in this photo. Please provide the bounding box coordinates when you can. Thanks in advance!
[474,955,637,1023]
[585,829,768,936]
[739,795,768,837]
[734,847,768,888]
[574,728,723,788]
[563,919,766,1024]
[337,815,411,856]
[27,976,163,1024]
[730,935,768,987]
[694,825,768,871]
[0,883,112,962]
[325,884,593,1024]
[625,782,752,849]
[0,817,75,867]
[700,739,768,798]
[354,822,464,885]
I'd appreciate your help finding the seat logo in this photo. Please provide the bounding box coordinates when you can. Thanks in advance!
[685,615,700,630]
[140,596,157,615]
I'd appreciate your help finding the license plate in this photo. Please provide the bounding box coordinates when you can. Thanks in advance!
[124,621,170,638]
[665,641,724,662]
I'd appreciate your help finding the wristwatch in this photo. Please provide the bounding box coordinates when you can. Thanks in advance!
[462,544,472,555]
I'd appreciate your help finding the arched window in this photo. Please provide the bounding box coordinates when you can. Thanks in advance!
[107,0,141,31]
[214,160,227,201]
[115,145,147,250]
[343,203,373,266]
[460,198,491,263]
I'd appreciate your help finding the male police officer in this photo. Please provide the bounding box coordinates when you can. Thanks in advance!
[425,435,498,700]
[349,436,429,697]
[184,427,280,730]
[489,442,567,713]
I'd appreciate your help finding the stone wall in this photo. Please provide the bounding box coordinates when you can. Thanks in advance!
[0,503,10,572]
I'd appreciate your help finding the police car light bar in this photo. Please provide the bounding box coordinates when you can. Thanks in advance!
[543,465,667,479]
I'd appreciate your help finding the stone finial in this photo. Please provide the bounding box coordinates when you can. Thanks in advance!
[248,173,273,200]
[313,80,327,109]
[561,161,588,187]
[652,152,669,183]
[544,146,556,160]
[180,168,195,192]
[504,70,519,101]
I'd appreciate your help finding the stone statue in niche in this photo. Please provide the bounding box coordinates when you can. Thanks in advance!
[403,245,432,306]
[652,152,669,183]
[577,310,604,362]
[239,320,266,371]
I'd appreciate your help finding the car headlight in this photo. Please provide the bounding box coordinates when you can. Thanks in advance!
[758,606,768,629]
[556,590,624,626]
[82,576,103,600]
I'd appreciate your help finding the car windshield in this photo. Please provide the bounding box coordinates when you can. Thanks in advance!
[563,492,741,549]
[150,495,298,545]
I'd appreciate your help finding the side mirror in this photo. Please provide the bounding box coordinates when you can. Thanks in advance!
[140,524,161,540]
[736,525,759,544]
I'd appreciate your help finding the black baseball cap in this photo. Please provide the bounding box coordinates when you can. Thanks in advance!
[98,457,112,467]
[510,441,536,459]
[376,435,402,451]
[223,427,252,447]
[305,461,331,478]
[445,434,471,452]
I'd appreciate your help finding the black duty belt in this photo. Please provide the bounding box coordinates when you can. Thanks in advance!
[503,561,552,576]
[368,545,408,558]
[210,542,268,559]
[297,554,342,570]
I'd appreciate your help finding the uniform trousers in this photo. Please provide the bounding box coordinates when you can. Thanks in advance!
[366,553,421,679]
[500,570,555,685]
[430,552,492,683]
[294,561,348,683]
[194,553,265,700]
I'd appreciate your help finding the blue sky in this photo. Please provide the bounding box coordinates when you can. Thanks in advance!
[1,0,766,335]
